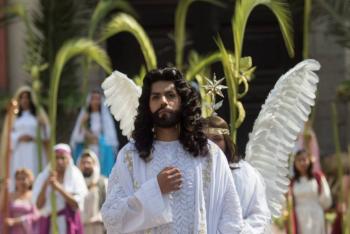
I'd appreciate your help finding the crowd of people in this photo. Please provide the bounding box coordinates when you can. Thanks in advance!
[0,67,348,233]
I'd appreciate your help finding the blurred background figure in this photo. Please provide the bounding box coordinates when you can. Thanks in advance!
[0,168,39,234]
[331,173,350,234]
[78,149,107,234]
[32,143,87,234]
[9,87,49,178]
[70,90,119,176]
[295,120,321,173]
[288,150,332,234]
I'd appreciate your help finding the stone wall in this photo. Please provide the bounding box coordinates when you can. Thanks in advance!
[310,22,349,156]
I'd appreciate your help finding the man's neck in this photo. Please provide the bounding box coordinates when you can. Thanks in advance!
[154,126,179,141]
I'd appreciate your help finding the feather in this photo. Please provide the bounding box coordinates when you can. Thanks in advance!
[102,70,141,138]
[245,59,320,217]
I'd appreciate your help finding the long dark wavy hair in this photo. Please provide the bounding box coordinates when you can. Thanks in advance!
[132,67,208,161]
[293,149,314,182]
[204,115,241,165]
[86,90,102,131]
[18,91,36,117]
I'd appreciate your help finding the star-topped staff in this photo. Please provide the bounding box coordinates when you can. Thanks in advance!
[203,73,227,116]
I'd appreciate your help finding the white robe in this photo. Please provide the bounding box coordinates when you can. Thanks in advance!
[101,140,244,234]
[32,163,88,234]
[232,160,271,233]
[293,176,332,234]
[11,111,49,177]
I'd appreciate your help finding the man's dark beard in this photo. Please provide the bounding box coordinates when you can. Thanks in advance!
[82,170,93,178]
[152,107,181,128]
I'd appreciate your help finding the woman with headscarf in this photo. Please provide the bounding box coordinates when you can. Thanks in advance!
[70,90,119,176]
[32,143,87,234]
[8,86,49,178]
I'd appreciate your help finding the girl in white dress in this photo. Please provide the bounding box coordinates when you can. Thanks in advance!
[10,87,49,178]
[289,150,332,234]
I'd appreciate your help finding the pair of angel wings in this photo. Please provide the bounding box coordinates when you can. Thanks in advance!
[102,59,320,217]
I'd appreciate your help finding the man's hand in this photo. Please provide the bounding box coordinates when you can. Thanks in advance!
[4,218,15,227]
[157,167,182,194]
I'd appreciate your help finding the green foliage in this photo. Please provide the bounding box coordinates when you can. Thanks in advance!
[88,0,137,39]
[32,0,91,111]
[100,13,157,71]
[218,0,294,143]
[49,37,111,179]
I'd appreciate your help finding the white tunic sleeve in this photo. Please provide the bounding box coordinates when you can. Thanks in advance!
[207,143,243,234]
[217,171,244,234]
[101,146,172,233]
[232,161,271,233]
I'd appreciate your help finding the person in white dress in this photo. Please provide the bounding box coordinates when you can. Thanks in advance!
[10,86,49,178]
[70,91,119,176]
[289,149,332,234]
[204,115,271,233]
[101,67,244,233]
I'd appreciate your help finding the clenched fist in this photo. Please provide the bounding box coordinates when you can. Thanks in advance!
[157,167,182,194]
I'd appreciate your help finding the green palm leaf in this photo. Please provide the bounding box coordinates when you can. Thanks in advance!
[48,39,110,234]
[303,0,312,59]
[100,13,157,71]
[175,0,225,71]
[88,0,137,39]
[49,39,111,151]
[216,37,240,142]
[185,51,221,81]
[232,0,294,62]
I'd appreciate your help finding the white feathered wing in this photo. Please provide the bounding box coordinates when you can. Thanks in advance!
[102,70,141,139]
[245,59,321,217]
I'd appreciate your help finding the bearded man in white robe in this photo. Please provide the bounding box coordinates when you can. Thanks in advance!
[78,149,107,234]
[101,67,244,233]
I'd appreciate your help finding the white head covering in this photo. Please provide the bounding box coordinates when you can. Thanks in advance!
[77,149,101,185]
[70,91,119,149]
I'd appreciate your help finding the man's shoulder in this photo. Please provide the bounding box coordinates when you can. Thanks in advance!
[206,140,224,160]
[118,142,138,155]
[116,141,140,164]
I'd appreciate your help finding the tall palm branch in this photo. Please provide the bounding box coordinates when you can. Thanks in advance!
[220,0,295,143]
[100,13,157,72]
[48,39,111,234]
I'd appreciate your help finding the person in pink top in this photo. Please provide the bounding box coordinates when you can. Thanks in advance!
[0,168,39,234]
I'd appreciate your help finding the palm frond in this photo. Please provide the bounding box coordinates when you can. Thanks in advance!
[174,0,225,70]
[49,39,111,155]
[232,0,294,61]
[215,37,239,142]
[100,13,157,70]
[303,0,312,59]
[88,0,137,38]
[185,51,221,81]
